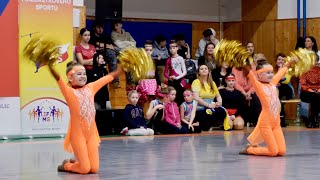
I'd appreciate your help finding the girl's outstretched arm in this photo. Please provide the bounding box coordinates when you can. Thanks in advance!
[48,65,60,81]
[91,66,123,94]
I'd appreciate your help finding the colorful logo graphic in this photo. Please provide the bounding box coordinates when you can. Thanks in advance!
[22,98,68,124]
[0,0,9,16]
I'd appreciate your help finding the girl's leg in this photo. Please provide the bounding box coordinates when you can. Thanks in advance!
[64,138,91,174]
[273,126,286,156]
[127,128,148,136]
[87,139,99,173]
[246,126,280,156]
[196,111,211,131]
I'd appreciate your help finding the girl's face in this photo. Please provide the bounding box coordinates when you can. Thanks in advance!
[257,65,274,83]
[144,45,153,55]
[226,79,235,88]
[206,44,215,55]
[183,91,193,102]
[198,65,209,76]
[68,67,87,87]
[305,38,314,49]
[97,54,105,65]
[168,90,176,102]
[128,93,139,106]
[276,56,285,68]
[247,43,254,54]
[81,31,90,43]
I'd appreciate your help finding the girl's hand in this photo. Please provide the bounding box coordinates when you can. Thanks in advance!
[188,123,194,132]
[230,115,236,121]
[208,102,216,109]
[156,104,164,110]
[192,122,199,126]
[215,102,222,107]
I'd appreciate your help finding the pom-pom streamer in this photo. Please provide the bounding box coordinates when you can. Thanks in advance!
[117,48,155,82]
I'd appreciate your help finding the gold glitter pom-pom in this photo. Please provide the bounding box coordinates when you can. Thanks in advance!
[117,48,155,81]
[214,39,252,68]
[23,35,60,67]
[285,48,316,77]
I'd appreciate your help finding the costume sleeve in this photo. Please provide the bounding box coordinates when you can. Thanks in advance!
[272,67,288,86]
[57,78,70,98]
[247,71,261,94]
[90,75,114,95]
[164,58,171,79]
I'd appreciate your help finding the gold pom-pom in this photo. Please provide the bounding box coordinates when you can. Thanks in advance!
[23,35,60,67]
[117,48,155,81]
[285,48,316,77]
[214,39,252,68]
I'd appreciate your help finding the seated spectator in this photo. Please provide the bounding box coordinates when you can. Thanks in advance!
[152,34,170,83]
[89,21,120,88]
[75,28,96,83]
[212,61,232,90]
[111,20,136,50]
[219,74,245,130]
[145,84,169,134]
[299,54,320,128]
[180,89,201,133]
[121,90,154,136]
[195,28,219,59]
[163,87,188,134]
[198,42,217,73]
[192,64,230,131]
[174,34,190,60]
[111,20,136,88]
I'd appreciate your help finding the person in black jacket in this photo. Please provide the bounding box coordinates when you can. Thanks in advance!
[91,52,110,110]
[120,90,155,136]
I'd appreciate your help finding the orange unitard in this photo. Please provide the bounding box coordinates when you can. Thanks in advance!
[57,74,114,174]
[246,67,288,156]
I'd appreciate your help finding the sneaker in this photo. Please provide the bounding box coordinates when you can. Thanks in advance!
[120,127,129,135]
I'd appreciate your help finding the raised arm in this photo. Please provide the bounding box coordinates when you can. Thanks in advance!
[91,67,122,94]
[271,67,288,86]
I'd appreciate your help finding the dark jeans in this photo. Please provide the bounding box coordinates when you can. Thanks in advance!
[238,93,261,125]
[163,122,188,134]
[195,107,227,131]
[300,91,320,123]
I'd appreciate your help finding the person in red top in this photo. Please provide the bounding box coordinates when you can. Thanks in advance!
[299,55,320,128]
[75,28,96,83]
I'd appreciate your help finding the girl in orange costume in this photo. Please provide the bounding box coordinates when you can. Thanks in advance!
[49,62,122,174]
[239,57,297,156]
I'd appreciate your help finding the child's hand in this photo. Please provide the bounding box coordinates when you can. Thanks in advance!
[188,123,194,132]
[192,122,199,126]
[177,123,182,128]
[156,104,164,110]
[208,102,216,109]
[140,126,145,129]
[286,56,298,68]
[215,102,222,107]
[230,115,236,121]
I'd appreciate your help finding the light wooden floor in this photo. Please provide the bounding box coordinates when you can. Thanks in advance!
[1,126,320,179]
